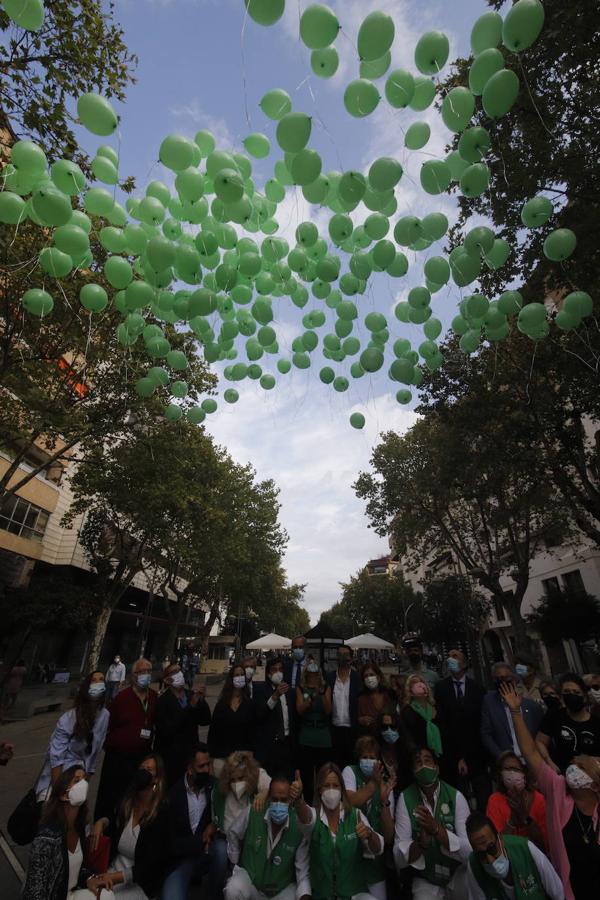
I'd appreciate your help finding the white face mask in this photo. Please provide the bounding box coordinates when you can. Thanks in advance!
[68,779,89,807]
[321,788,341,810]
[565,764,595,791]
[233,675,247,689]
[231,780,246,800]
[364,675,379,690]
[307,662,320,674]
[169,671,186,689]
[270,671,284,686]
[244,667,255,681]
[589,688,600,704]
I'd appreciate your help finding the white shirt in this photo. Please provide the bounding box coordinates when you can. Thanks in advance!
[452,675,466,698]
[106,661,126,683]
[504,704,524,759]
[67,840,83,891]
[267,690,290,736]
[114,814,139,884]
[227,805,315,899]
[222,769,272,833]
[342,765,396,819]
[332,674,351,727]
[394,783,471,877]
[466,840,564,900]
[185,774,208,833]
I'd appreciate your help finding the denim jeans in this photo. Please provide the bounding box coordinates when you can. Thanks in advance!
[160,853,212,900]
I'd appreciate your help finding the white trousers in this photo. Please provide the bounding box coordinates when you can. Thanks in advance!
[224,866,296,900]
[412,867,467,899]
[70,891,115,900]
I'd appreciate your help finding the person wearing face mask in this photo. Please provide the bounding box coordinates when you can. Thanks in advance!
[95,660,157,822]
[90,754,169,899]
[377,711,415,792]
[161,744,217,900]
[465,812,563,900]
[535,673,600,775]
[254,658,295,778]
[401,675,443,759]
[501,681,600,899]
[539,682,562,714]
[307,761,384,900]
[296,656,332,803]
[584,674,600,720]
[514,655,544,706]
[35,672,110,814]
[155,663,212,787]
[434,649,489,811]
[242,655,258,699]
[225,772,313,900]
[358,663,395,738]
[326,645,361,770]
[23,765,116,900]
[486,752,548,852]
[105,657,127,704]
[394,747,471,899]
[283,635,308,691]
[343,736,397,900]
[208,665,256,777]
[480,663,543,763]
[400,636,440,689]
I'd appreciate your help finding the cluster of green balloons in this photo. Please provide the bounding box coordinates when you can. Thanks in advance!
[1,0,589,431]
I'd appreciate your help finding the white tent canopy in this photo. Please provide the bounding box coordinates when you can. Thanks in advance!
[344,632,394,649]
[245,632,292,651]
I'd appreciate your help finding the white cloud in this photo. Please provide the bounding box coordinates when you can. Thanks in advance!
[170,100,237,150]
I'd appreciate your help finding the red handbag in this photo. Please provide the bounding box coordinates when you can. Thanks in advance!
[86,834,111,873]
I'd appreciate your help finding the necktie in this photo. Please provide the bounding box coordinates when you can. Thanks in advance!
[454,680,463,699]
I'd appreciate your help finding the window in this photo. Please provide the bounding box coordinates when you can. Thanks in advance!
[562,569,586,596]
[0,496,50,542]
[542,576,561,598]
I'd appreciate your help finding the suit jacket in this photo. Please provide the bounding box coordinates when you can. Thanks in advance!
[480,690,544,761]
[282,658,306,731]
[253,681,294,765]
[108,803,170,897]
[167,775,214,863]
[325,668,361,729]
[434,676,486,772]
[155,689,212,785]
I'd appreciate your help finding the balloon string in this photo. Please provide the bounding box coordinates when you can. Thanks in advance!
[240,1,252,130]
[517,57,556,140]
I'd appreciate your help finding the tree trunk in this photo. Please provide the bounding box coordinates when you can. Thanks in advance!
[87,603,113,671]
[164,594,187,659]
[501,590,531,659]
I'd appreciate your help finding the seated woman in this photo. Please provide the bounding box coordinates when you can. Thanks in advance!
[211,751,271,898]
[309,762,384,900]
[377,710,414,793]
[23,765,115,900]
[91,753,170,899]
[357,662,395,737]
[400,674,443,759]
[342,736,396,900]
[486,750,548,852]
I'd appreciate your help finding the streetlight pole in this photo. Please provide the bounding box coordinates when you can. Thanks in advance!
[404,602,415,634]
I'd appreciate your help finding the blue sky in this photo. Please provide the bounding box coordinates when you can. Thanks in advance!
[79,0,506,622]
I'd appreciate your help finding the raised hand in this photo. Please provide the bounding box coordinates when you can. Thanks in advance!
[381,772,397,802]
[499,682,522,711]
[290,769,304,805]
[356,817,372,841]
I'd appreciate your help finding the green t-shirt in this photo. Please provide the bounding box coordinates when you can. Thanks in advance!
[298,689,332,748]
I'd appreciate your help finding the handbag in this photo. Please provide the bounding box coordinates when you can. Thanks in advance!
[7,759,47,845]
[86,834,111,873]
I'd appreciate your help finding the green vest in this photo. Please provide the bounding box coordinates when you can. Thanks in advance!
[469,835,548,900]
[241,808,302,898]
[350,766,385,884]
[403,781,460,886]
[310,807,370,900]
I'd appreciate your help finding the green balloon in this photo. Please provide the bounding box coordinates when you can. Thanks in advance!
[464,226,495,256]
[409,76,436,111]
[470,11,503,54]
[311,47,339,78]
[469,48,504,96]
[502,0,545,53]
[159,134,195,171]
[459,163,490,198]
[292,352,310,370]
[385,69,415,108]
[214,168,244,203]
[498,291,523,315]
[466,293,489,319]
[564,291,593,319]
[459,330,481,354]
[300,4,339,49]
[424,256,449,285]
[276,112,312,153]
[50,159,85,195]
[245,0,284,26]
[518,302,547,333]
[105,256,133,289]
[388,252,409,277]
[135,377,155,398]
[360,51,391,81]
[53,225,89,259]
[404,122,430,150]
[39,246,72,277]
[244,133,271,159]
[319,366,334,384]
[77,92,118,136]
[364,213,389,241]
[200,398,217,415]
[420,160,451,195]
[421,212,448,241]
[458,126,491,163]
[80,283,108,313]
[365,312,387,332]
[91,154,118,184]
[344,79,380,118]
[290,149,322,186]
[164,404,183,423]
[22,288,53,317]
[360,347,384,372]
[260,89,292,120]
[350,412,365,430]
[339,171,366,206]
[554,310,579,332]
[484,238,511,270]
[357,11,395,62]
[166,350,188,371]
[543,228,576,262]
[424,318,442,340]
[394,216,422,246]
[3,0,45,30]
[224,388,239,403]
[521,195,553,227]
[333,376,349,393]
[408,286,431,309]
[84,187,114,217]
[0,191,26,224]
[450,250,480,287]
[396,389,412,405]
[372,240,395,270]
[31,187,72,226]
[482,69,520,119]
[368,157,402,192]
[441,87,475,132]
[414,31,449,75]
[176,168,205,202]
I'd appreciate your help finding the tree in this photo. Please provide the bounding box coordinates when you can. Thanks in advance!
[317,601,355,639]
[526,587,600,648]
[0,0,136,165]
[354,389,569,655]
[338,569,420,646]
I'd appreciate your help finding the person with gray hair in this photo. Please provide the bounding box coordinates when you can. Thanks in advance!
[480,662,544,762]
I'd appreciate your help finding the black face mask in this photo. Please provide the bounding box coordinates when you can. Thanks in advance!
[134,768,153,792]
[193,771,209,790]
[563,694,585,713]
[338,656,350,667]
[494,679,515,691]
[543,694,561,711]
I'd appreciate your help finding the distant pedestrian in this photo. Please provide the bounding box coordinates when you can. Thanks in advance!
[3,658,26,714]
[105,656,126,704]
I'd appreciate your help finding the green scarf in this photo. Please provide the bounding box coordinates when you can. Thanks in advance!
[410,700,443,755]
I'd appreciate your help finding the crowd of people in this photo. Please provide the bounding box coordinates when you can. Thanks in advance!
[5,634,600,899]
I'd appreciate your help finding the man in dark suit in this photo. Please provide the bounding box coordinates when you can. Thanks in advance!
[434,648,490,810]
[283,634,307,691]
[162,743,216,900]
[155,662,212,787]
[254,656,294,778]
[325,645,361,770]
[481,661,544,761]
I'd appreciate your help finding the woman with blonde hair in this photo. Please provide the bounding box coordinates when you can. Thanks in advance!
[308,762,384,900]
[400,674,443,757]
[211,751,271,899]
[91,753,169,899]
[357,662,394,737]
[296,655,332,802]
